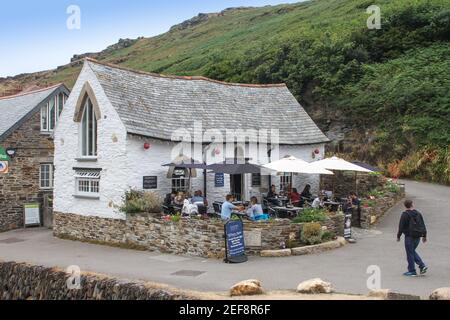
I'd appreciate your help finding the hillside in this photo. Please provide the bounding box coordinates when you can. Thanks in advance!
[1,0,449,184]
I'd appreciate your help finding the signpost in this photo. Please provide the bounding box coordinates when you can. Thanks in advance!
[224,220,248,264]
[24,203,41,227]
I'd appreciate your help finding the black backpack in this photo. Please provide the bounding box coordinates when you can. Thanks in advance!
[408,211,426,238]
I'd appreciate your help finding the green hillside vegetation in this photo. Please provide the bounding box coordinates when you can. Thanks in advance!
[1,0,449,184]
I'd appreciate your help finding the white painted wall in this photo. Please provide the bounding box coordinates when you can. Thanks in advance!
[54,63,128,219]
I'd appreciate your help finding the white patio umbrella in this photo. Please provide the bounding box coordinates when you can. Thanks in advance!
[263,156,334,175]
[263,156,333,205]
[314,156,374,196]
[314,157,373,173]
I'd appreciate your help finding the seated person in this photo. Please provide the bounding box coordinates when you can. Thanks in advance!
[290,188,301,207]
[312,193,325,209]
[246,196,264,220]
[267,185,278,199]
[182,199,198,216]
[267,185,282,206]
[191,190,208,215]
[300,184,313,200]
[221,194,243,221]
[163,192,177,214]
[174,192,185,205]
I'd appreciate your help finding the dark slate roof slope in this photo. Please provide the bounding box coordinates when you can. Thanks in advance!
[0,85,66,141]
[87,59,329,145]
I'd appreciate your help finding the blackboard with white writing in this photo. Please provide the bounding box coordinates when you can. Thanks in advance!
[143,176,158,190]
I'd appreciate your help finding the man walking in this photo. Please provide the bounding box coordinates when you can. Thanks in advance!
[397,200,428,277]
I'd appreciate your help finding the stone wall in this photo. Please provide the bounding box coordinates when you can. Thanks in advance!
[54,212,345,258]
[360,186,406,229]
[0,112,54,232]
[0,261,195,300]
[321,172,384,198]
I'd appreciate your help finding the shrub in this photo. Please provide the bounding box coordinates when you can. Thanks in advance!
[322,231,336,242]
[301,222,323,245]
[120,189,162,215]
[286,239,301,249]
[171,213,182,223]
[292,208,328,224]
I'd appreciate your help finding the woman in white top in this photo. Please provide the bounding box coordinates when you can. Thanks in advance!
[247,197,264,219]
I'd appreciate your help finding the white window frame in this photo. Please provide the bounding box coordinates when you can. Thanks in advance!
[40,93,67,133]
[40,164,54,190]
[172,177,189,193]
[74,170,101,198]
[79,98,98,158]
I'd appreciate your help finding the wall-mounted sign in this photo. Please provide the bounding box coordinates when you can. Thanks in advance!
[143,176,158,190]
[0,161,9,174]
[251,173,261,187]
[215,173,225,188]
[0,147,11,161]
[24,203,41,227]
[224,220,248,264]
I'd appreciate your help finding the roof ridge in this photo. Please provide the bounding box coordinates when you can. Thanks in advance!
[85,58,287,88]
[0,83,63,101]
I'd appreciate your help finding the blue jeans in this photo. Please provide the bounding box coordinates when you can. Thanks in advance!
[405,236,426,273]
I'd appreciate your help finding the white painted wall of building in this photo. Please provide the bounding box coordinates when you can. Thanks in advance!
[54,63,128,219]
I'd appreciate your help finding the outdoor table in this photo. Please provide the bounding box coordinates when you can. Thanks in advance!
[323,201,341,212]
[272,206,301,218]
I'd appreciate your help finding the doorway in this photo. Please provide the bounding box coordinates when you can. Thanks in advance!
[230,174,243,201]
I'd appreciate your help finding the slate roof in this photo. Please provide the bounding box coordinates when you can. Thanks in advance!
[0,84,68,141]
[87,59,329,145]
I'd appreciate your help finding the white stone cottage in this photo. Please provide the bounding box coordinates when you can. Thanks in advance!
[54,59,329,220]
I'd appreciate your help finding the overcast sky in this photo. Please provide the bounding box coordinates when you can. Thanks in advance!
[0,0,301,77]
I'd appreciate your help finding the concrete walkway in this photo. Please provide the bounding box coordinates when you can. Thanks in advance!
[1,180,449,297]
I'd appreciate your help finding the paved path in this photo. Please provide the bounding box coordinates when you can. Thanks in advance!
[1,180,449,297]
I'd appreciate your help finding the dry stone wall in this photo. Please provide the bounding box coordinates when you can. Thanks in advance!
[54,212,345,258]
[0,261,194,300]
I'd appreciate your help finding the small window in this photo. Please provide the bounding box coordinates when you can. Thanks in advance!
[41,93,67,132]
[75,170,101,197]
[80,98,97,157]
[40,164,54,189]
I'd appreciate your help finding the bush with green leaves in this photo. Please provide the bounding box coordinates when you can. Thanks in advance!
[301,222,324,245]
[321,231,336,242]
[292,208,328,224]
[120,189,163,215]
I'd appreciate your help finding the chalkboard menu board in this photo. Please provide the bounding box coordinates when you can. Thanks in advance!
[251,173,261,187]
[215,173,225,188]
[143,176,158,190]
[224,220,248,264]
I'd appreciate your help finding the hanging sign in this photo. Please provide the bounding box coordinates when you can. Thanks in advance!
[215,173,225,188]
[0,161,9,174]
[24,203,41,227]
[224,220,248,264]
